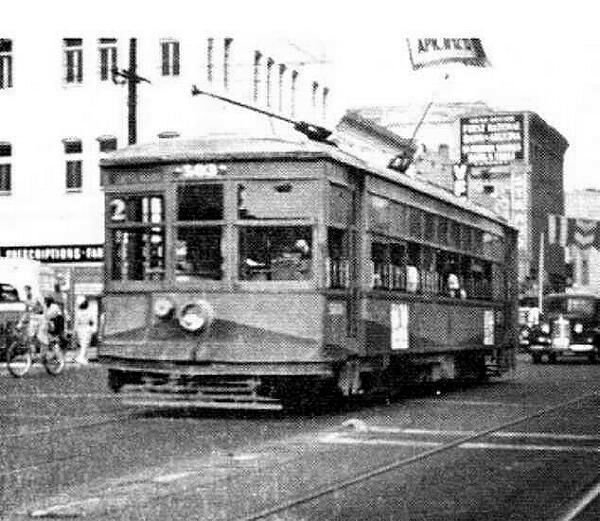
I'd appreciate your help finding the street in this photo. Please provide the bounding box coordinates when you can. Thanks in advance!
[0,355,598,520]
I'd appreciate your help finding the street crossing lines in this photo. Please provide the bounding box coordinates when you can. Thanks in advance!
[319,426,600,454]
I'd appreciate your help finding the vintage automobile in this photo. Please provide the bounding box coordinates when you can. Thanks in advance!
[529,293,600,364]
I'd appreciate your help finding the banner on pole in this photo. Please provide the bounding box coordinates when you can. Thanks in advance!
[407,38,489,70]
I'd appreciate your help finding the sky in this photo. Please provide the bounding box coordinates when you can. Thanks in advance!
[6,0,600,190]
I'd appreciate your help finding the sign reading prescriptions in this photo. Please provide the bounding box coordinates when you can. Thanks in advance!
[460,114,524,166]
[407,38,489,69]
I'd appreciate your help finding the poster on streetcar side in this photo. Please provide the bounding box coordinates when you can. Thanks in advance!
[460,113,525,166]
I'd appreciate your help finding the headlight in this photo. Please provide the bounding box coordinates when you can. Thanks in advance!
[177,300,214,332]
[574,323,583,334]
[153,297,174,319]
[587,337,594,343]
[541,323,550,334]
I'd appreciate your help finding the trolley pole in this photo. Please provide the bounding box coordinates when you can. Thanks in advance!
[113,38,151,145]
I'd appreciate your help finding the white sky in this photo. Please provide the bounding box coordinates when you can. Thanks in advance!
[6,0,600,190]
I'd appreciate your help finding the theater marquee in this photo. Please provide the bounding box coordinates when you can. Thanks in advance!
[460,114,524,166]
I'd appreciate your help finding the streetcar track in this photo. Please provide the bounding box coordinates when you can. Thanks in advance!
[236,390,600,521]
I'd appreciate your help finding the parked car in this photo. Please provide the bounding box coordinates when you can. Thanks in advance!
[529,293,600,364]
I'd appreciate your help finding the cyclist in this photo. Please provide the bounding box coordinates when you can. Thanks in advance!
[22,285,44,344]
[45,297,65,343]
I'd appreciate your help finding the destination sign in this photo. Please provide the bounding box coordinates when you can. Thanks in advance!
[460,114,524,166]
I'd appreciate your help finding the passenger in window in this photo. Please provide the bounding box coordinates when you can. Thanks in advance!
[447,272,460,298]
[272,239,311,280]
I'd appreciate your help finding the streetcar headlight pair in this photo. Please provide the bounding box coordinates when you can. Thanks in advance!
[152,297,214,333]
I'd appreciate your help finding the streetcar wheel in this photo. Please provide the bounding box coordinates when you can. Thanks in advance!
[548,353,557,364]
[7,341,33,378]
[531,353,542,365]
[43,342,65,376]
[588,351,599,364]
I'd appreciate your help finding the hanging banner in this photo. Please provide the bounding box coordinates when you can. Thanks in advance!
[407,38,489,70]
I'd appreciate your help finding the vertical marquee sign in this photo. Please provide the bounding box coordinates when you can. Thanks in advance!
[460,113,524,166]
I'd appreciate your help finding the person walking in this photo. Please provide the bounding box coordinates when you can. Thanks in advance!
[74,296,94,365]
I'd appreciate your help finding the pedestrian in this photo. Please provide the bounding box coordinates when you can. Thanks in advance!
[74,296,94,365]
[22,285,44,342]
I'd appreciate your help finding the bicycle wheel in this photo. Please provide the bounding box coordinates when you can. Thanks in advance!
[43,341,65,376]
[7,340,33,378]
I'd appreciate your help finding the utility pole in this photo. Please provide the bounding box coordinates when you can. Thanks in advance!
[113,38,151,145]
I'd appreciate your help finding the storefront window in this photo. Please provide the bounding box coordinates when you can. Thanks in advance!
[239,226,312,281]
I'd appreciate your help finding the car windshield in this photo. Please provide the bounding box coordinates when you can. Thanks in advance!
[545,297,596,316]
[0,283,20,302]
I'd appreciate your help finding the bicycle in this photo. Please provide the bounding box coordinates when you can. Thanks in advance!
[5,322,65,378]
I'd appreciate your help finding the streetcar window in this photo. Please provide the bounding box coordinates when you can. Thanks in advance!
[424,213,436,242]
[175,227,222,281]
[370,196,390,233]
[239,226,312,281]
[238,181,315,220]
[390,243,406,290]
[421,246,439,294]
[328,228,348,288]
[371,241,387,288]
[110,228,165,281]
[409,208,422,237]
[450,221,461,248]
[109,195,164,224]
[437,218,449,246]
[177,184,223,221]
[461,226,473,251]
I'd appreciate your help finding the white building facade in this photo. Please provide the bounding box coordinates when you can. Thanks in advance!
[0,33,331,294]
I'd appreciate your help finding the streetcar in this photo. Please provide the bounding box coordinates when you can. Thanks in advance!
[98,132,518,409]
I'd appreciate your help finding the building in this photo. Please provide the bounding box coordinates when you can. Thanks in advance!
[0,34,331,302]
[354,104,569,290]
[564,189,600,295]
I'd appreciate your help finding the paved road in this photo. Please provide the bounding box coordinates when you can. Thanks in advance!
[1,355,598,520]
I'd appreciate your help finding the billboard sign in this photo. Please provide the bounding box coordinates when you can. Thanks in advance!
[460,113,524,166]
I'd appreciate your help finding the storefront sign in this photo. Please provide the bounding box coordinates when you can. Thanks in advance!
[461,114,524,166]
[0,244,104,263]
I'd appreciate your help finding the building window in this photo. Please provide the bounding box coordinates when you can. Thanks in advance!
[206,37,214,83]
[483,185,495,194]
[223,37,233,91]
[63,39,83,84]
[266,58,274,108]
[253,51,261,102]
[97,135,117,152]
[278,64,286,112]
[0,39,13,89]
[0,141,11,193]
[161,40,180,76]
[290,70,298,117]
[322,86,329,119]
[63,139,82,190]
[66,160,82,190]
[311,81,319,111]
[98,38,117,81]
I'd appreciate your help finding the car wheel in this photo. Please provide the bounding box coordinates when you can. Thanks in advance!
[588,351,599,364]
[548,353,557,364]
[532,353,542,364]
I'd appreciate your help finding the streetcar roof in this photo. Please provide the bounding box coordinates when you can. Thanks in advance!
[101,135,512,226]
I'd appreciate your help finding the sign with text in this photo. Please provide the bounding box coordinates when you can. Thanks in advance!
[460,114,524,166]
[0,244,104,263]
[407,38,489,69]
